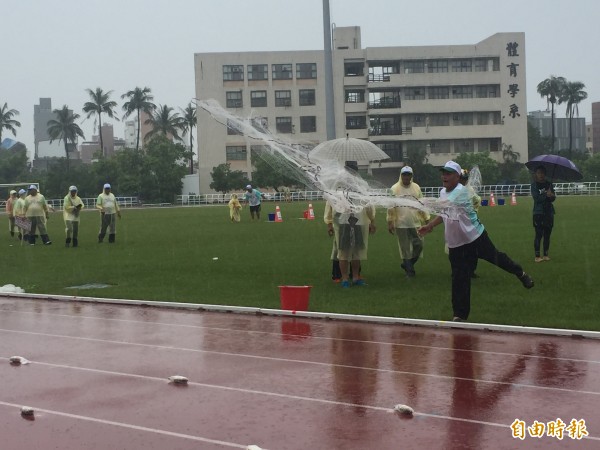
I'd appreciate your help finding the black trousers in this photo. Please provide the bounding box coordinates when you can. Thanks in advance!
[533,214,553,257]
[448,231,523,320]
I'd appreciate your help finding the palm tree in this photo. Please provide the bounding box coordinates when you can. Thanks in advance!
[47,105,85,171]
[121,87,156,151]
[83,88,119,157]
[0,103,21,143]
[179,103,197,174]
[536,76,566,152]
[559,81,587,158]
[144,104,182,142]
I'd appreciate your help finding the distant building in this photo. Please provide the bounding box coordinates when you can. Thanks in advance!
[33,98,80,161]
[123,111,153,149]
[527,110,586,153]
[0,138,27,153]
[586,122,593,154]
[195,27,527,193]
[592,101,600,154]
[79,123,127,163]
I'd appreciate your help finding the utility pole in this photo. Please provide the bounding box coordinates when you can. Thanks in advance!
[323,0,336,140]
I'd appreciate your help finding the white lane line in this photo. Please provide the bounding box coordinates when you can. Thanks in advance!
[3,309,600,365]
[1,328,600,397]
[2,361,599,442]
[0,400,254,449]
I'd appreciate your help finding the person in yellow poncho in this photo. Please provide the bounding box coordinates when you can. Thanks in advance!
[63,185,84,247]
[13,189,28,241]
[6,190,17,237]
[228,193,242,222]
[386,166,430,277]
[96,183,121,243]
[24,184,51,245]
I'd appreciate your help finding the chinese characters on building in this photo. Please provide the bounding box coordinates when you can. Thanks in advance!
[506,42,521,119]
[511,418,589,440]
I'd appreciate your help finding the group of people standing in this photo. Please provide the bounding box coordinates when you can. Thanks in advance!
[325,160,537,322]
[6,183,121,246]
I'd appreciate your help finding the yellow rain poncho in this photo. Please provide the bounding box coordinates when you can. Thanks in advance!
[228,194,242,222]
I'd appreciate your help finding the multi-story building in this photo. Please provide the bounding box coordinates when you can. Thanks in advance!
[195,27,527,193]
[592,102,600,154]
[586,122,593,154]
[123,111,153,149]
[33,98,80,161]
[527,110,586,154]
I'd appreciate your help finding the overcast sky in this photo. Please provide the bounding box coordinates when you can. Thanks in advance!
[2,0,598,155]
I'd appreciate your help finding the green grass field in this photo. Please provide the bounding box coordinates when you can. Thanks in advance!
[3,196,599,331]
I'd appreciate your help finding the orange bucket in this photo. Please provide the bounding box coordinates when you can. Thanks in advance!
[278,286,311,311]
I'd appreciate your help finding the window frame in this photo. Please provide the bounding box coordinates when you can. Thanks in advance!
[247,64,268,81]
[275,117,293,134]
[272,64,293,80]
[299,89,316,106]
[300,116,317,133]
[223,65,244,81]
[296,63,317,79]
[225,145,247,161]
[275,90,292,107]
[250,90,267,107]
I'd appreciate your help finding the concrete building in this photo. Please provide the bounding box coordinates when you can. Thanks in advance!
[33,98,80,161]
[195,27,527,193]
[586,122,593,154]
[123,111,153,149]
[79,124,127,163]
[528,110,586,154]
[592,101,600,154]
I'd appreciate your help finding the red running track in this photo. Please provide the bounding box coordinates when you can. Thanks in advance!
[1,296,599,449]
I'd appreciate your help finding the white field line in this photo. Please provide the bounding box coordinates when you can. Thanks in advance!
[1,329,599,397]
[4,308,600,365]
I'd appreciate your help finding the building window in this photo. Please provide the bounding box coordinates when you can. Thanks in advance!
[404,87,425,100]
[451,59,472,72]
[223,65,244,81]
[226,91,243,108]
[345,90,365,103]
[272,64,292,80]
[453,113,473,126]
[300,116,317,133]
[250,91,267,107]
[476,112,490,125]
[429,114,450,126]
[411,115,426,127]
[275,90,292,107]
[474,59,488,72]
[227,119,243,135]
[475,85,500,98]
[344,62,364,76]
[403,60,424,74]
[276,117,293,133]
[376,142,402,162]
[251,117,268,132]
[454,139,474,153]
[428,60,448,73]
[225,145,247,161]
[452,86,473,99]
[296,63,317,79]
[299,89,316,106]
[346,115,367,129]
[247,64,268,80]
[429,140,451,154]
[428,87,449,99]
[492,58,500,71]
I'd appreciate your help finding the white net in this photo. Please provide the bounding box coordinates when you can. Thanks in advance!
[195,99,463,219]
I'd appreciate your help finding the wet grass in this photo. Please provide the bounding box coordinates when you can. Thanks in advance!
[2,196,599,331]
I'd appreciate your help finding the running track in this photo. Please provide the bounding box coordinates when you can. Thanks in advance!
[1,295,599,449]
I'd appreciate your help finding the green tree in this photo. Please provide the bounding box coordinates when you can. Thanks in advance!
[497,143,522,183]
[0,147,29,183]
[0,102,21,143]
[179,103,197,174]
[404,142,440,186]
[82,88,119,157]
[144,104,182,142]
[455,152,500,184]
[210,163,249,194]
[558,80,587,158]
[250,149,301,190]
[537,76,566,152]
[581,153,600,182]
[527,120,553,158]
[121,87,156,151]
[140,135,188,203]
[47,105,85,172]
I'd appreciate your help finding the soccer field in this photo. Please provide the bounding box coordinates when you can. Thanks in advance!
[3,197,599,331]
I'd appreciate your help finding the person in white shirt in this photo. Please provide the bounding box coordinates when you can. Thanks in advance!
[418,161,533,321]
[96,183,121,243]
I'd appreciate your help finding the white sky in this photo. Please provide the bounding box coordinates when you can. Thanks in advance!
[2,0,598,155]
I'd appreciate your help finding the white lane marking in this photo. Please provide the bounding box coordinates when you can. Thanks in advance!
[2,364,599,442]
[3,308,599,365]
[0,400,254,448]
[1,328,600,397]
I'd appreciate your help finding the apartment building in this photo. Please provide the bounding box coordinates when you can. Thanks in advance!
[195,27,526,193]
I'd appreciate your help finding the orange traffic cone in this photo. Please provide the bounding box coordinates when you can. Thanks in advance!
[307,203,315,220]
[275,205,283,222]
[489,192,496,207]
[511,192,517,205]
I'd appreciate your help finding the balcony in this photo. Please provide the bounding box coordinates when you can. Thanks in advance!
[367,74,391,83]
[367,98,401,109]
[368,126,412,136]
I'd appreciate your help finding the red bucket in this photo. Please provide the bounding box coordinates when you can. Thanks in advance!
[278,286,311,311]
[303,210,309,219]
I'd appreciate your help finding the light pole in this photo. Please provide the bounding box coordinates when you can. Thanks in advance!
[323,0,336,140]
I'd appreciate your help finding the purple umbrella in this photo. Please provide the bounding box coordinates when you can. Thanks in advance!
[525,154,583,182]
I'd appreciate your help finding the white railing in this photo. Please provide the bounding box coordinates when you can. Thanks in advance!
[44,197,141,210]
[175,182,600,205]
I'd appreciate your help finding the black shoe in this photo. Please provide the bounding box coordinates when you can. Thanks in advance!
[518,272,534,289]
[452,317,465,322]
[65,238,71,248]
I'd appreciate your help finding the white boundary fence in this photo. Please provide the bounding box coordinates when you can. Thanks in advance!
[176,182,600,205]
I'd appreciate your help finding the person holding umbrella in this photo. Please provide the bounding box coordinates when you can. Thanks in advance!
[525,154,583,263]
[531,166,555,262]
